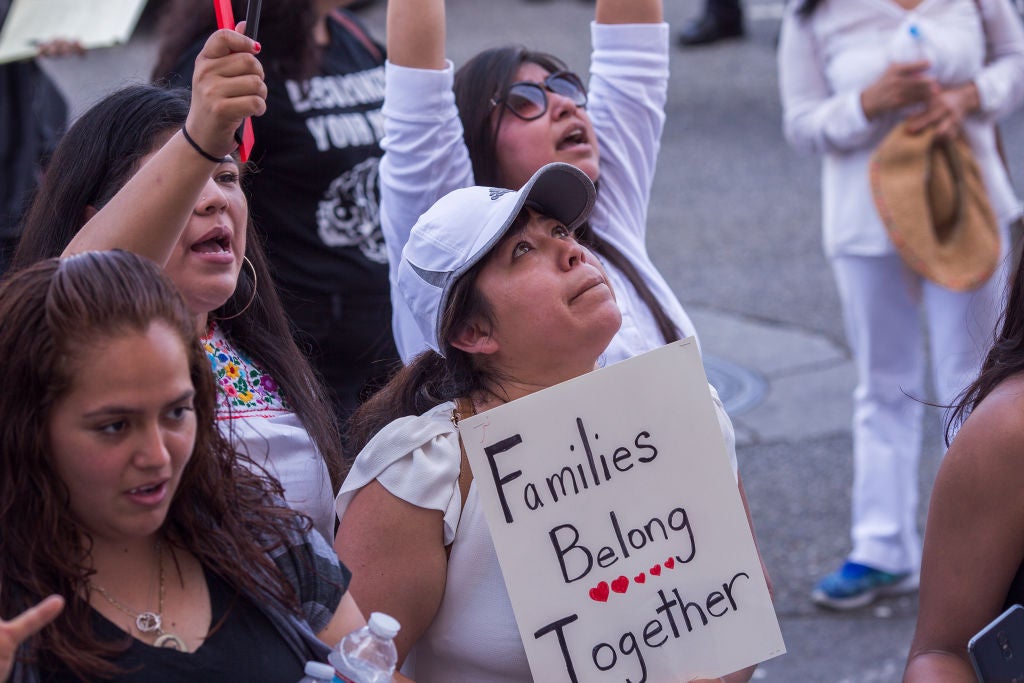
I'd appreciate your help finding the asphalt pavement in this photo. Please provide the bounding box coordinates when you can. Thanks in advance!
[38,0,1024,680]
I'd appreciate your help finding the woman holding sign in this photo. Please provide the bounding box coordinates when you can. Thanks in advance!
[335,163,763,682]
[13,26,343,542]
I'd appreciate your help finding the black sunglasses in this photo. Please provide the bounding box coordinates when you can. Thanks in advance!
[489,71,588,121]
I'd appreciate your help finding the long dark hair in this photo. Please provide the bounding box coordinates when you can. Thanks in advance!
[150,0,320,83]
[946,253,1023,444]
[0,251,309,679]
[453,47,681,345]
[12,84,344,485]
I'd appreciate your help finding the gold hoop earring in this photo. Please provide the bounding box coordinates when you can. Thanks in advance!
[214,256,257,322]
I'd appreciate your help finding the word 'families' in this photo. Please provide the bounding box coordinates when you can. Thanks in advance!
[483,418,659,524]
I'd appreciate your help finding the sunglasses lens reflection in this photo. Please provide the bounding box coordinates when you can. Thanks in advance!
[501,73,587,121]
[549,74,586,106]
[506,85,547,120]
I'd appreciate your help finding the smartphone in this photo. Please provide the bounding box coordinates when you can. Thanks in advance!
[969,604,1024,682]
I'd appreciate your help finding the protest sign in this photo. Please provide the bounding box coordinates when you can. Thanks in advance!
[459,340,785,681]
[0,0,148,64]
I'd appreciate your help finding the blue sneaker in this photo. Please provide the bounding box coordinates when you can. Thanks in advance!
[811,561,919,610]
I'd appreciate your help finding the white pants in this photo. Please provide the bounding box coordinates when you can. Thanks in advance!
[831,252,1007,574]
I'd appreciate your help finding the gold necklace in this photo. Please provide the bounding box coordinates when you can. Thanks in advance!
[90,542,188,652]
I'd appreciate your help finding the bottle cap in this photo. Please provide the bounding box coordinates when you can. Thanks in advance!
[304,661,335,679]
[368,612,401,639]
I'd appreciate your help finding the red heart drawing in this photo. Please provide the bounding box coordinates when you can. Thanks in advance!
[611,576,629,594]
[650,564,662,576]
[634,572,646,584]
[589,581,610,602]
[665,557,676,569]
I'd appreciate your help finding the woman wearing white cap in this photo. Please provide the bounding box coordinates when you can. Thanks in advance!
[335,163,762,682]
[379,0,741,577]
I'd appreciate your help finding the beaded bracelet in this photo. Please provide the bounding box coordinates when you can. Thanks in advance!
[180,125,225,163]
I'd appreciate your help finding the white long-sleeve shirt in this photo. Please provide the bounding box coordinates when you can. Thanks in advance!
[778,0,1024,256]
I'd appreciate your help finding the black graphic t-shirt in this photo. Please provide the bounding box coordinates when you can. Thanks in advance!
[250,15,388,295]
[171,12,389,294]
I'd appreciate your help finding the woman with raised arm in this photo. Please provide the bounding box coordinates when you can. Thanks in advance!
[0,250,364,681]
[12,27,343,542]
[380,0,700,365]
[336,163,760,682]
[152,0,398,427]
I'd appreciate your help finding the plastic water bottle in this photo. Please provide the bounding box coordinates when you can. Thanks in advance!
[329,612,401,683]
[298,661,336,682]
[888,23,931,65]
[886,22,934,117]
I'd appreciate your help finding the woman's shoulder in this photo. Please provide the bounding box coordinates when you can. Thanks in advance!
[368,400,459,448]
[948,373,1024,478]
[966,374,1024,435]
[339,401,461,498]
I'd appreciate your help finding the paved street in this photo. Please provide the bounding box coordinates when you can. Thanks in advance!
[38,0,1024,679]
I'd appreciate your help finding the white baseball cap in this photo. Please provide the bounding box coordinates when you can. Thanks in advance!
[397,162,597,356]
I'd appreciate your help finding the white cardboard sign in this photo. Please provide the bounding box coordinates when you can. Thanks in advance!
[460,340,785,682]
[0,0,149,64]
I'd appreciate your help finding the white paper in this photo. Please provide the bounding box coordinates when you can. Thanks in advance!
[0,0,148,64]
[460,340,786,682]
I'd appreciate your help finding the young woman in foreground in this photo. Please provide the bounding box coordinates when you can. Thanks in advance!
[14,26,342,540]
[0,250,362,681]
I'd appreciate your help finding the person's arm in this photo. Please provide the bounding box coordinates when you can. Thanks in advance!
[316,579,416,683]
[595,0,662,25]
[970,0,1024,121]
[315,591,366,647]
[379,0,472,361]
[585,13,668,249]
[334,480,448,666]
[385,0,444,69]
[0,595,63,682]
[905,0,1024,138]
[904,378,1024,681]
[62,26,264,263]
[778,6,932,155]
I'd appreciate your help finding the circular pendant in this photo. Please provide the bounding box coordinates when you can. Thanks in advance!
[154,633,188,652]
[135,611,161,633]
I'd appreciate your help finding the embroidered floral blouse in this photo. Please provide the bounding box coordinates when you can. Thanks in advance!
[203,323,291,418]
[200,323,335,541]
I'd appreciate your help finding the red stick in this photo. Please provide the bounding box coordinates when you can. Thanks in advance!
[214,0,234,28]
[213,0,254,162]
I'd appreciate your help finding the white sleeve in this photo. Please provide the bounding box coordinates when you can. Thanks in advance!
[379,61,476,362]
[975,0,1024,120]
[777,6,881,155]
[709,383,739,480]
[335,403,465,545]
[588,21,668,248]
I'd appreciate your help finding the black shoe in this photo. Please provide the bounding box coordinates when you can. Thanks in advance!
[677,14,744,47]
